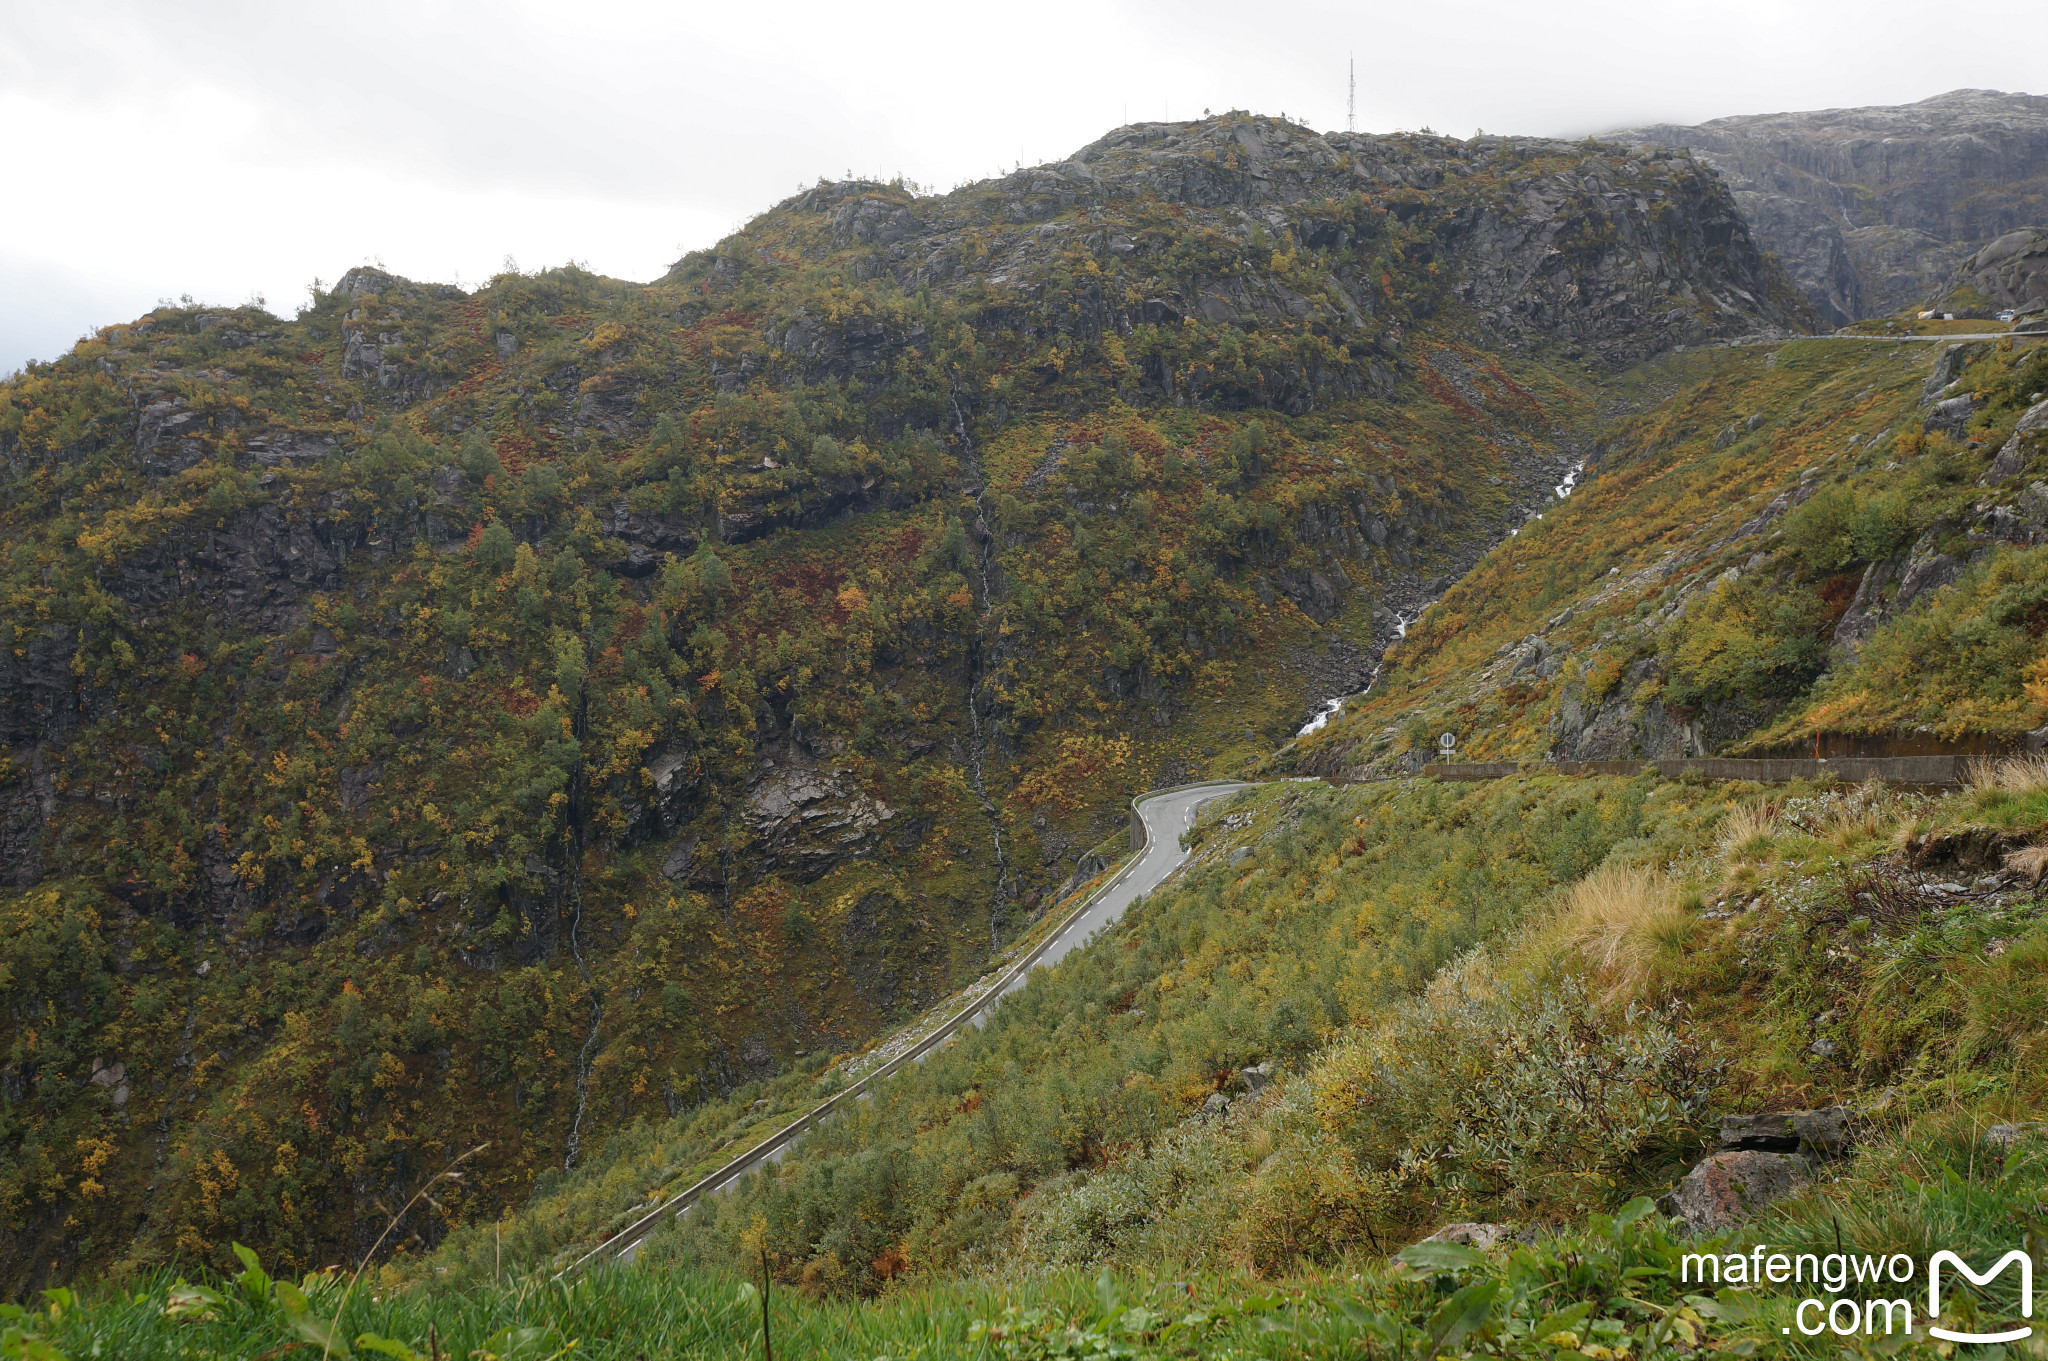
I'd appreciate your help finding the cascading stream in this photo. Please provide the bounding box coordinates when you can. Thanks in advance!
[951,393,1015,951]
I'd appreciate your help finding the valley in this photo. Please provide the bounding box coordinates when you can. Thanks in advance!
[3,89,2047,1361]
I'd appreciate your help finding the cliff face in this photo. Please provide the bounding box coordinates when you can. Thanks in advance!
[1617,89,2048,325]
[735,118,1808,392]
[0,113,1807,1287]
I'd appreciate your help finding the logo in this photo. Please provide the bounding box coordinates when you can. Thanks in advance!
[1928,1250,2033,1345]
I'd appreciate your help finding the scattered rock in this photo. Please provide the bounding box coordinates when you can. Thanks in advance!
[1665,1151,1815,1233]
[1196,1091,1231,1122]
[1719,1106,1855,1156]
[1985,1122,2046,1149]
[1422,1222,1515,1251]
[1237,1061,1275,1095]
[1228,846,1253,868]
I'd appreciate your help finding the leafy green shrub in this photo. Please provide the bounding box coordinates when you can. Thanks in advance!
[1310,966,1719,1217]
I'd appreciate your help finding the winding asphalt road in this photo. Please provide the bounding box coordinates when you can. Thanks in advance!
[976,782,1246,1017]
[572,780,1248,1273]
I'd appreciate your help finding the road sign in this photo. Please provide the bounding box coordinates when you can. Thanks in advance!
[1437,732,1457,753]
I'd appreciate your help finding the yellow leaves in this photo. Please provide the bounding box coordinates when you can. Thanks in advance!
[2026,651,2048,711]
[835,582,870,614]
[372,1051,407,1091]
[74,1135,116,1199]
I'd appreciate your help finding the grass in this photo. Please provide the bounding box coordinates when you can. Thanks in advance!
[1967,752,2048,797]
[1550,860,1692,1000]
[11,1207,1773,1360]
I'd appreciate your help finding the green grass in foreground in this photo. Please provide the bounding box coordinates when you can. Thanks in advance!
[9,1202,1766,1359]
[15,1137,2047,1361]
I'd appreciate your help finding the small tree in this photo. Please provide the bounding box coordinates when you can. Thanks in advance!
[477,520,516,574]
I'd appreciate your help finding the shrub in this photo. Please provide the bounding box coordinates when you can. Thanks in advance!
[1310,959,1719,1221]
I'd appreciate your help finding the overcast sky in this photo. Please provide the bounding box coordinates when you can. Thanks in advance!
[2,0,2039,373]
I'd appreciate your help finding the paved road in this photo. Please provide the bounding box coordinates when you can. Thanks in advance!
[1735,331,2043,345]
[589,780,1248,1270]
[979,782,1245,1014]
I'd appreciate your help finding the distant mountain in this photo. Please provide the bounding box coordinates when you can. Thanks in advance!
[1616,88,2048,325]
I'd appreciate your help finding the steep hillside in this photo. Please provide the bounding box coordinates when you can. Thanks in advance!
[1617,89,2048,325]
[1288,331,2048,777]
[0,113,1805,1288]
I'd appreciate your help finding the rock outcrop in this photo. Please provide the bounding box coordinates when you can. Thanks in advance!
[711,114,1808,397]
[1615,89,2048,324]
[1939,228,2048,317]
[1664,1106,1856,1232]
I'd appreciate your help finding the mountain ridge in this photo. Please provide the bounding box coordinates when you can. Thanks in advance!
[1615,87,2048,325]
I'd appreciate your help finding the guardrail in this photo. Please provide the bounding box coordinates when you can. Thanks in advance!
[1421,755,1971,786]
[551,778,1247,1277]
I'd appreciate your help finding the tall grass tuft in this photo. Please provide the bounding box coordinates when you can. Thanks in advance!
[1717,800,1779,859]
[2006,842,2048,885]
[1553,861,1691,1002]
[1965,751,2048,796]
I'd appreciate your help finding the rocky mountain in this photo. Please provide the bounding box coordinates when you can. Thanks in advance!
[1937,224,2048,315]
[1616,88,2048,325]
[0,112,1809,1287]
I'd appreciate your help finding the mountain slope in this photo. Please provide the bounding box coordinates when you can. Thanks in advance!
[1284,331,2048,778]
[1617,88,2048,325]
[0,113,1808,1288]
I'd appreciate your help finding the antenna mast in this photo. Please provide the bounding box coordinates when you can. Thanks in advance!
[1347,54,1356,134]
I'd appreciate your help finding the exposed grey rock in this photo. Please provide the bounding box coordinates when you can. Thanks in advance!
[1938,227,2048,315]
[1614,90,2048,323]
[1984,400,2048,483]
[1237,1061,1275,1094]
[1925,393,1983,437]
[1196,1091,1231,1122]
[1986,1122,2046,1149]
[742,763,895,883]
[245,430,339,466]
[1228,845,1253,867]
[1666,1150,1815,1233]
[1718,1105,1854,1156]
[1421,1222,1515,1250]
[1923,343,1986,404]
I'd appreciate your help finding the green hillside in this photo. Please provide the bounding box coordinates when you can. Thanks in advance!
[8,107,2048,1361]
[1,114,1807,1286]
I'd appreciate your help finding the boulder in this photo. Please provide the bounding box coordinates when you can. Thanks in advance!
[1421,1222,1515,1250]
[1665,1151,1815,1233]
[1921,343,1986,404]
[1985,1122,2046,1149]
[1237,1061,1275,1095]
[1717,1105,1854,1156]
[1924,393,1983,436]
[1983,400,2048,483]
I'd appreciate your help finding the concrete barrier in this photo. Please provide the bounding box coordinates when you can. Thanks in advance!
[1421,755,1970,786]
